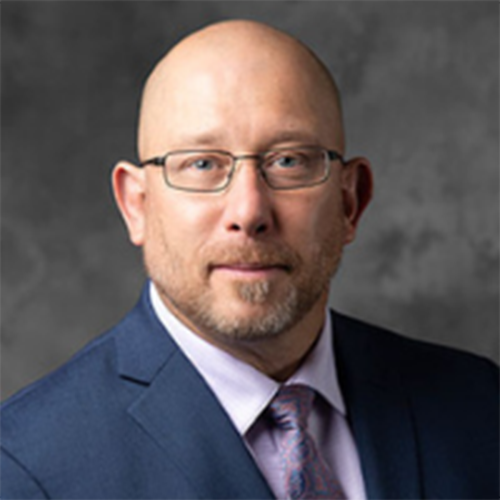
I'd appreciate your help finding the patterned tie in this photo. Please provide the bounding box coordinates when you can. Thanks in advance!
[268,384,345,499]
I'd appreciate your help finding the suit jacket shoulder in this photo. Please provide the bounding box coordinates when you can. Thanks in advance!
[332,312,499,499]
[1,287,273,500]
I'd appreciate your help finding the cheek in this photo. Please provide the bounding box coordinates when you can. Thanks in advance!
[281,187,345,250]
[144,192,219,260]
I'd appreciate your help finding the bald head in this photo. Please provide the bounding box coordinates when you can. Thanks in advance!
[113,20,373,363]
[137,20,344,159]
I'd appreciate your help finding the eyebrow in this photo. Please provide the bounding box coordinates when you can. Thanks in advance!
[266,130,321,146]
[171,132,223,148]
[170,129,321,150]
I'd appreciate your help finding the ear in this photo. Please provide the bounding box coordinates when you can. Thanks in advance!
[111,161,147,246]
[340,156,373,245]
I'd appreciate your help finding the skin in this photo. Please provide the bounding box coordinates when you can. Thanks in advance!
[113,20,373,381]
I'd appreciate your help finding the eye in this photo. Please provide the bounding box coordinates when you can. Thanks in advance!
[275,155,300,168]
[270,151,308,170]
[175,153,229,174]
[188,157,217,171]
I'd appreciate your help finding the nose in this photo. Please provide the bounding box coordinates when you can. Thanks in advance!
[221,157,275,237]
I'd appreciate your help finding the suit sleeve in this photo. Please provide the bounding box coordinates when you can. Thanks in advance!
[1,448,48,499]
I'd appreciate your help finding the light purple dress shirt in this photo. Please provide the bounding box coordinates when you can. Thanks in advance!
[150,283,366,499]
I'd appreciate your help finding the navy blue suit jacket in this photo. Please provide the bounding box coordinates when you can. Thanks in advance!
[1,286,498,499]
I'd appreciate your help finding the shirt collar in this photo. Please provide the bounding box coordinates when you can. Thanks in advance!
[149,282,346,436]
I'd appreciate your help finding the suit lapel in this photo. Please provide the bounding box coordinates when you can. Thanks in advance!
[333,312,422,500]
[116,286,274,500]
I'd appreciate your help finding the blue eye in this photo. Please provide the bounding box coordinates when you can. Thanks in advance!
[190,158,215,171]
[174,152,231,177]
[275,155,299,168]
[269,152,310,170]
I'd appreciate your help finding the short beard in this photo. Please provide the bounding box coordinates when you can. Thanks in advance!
[186,278,302,342]
[145,235,342,344]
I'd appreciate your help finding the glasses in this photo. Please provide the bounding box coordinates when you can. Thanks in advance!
[139,146,345,193]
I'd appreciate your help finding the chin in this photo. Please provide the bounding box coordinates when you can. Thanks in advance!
[192,286,301,343]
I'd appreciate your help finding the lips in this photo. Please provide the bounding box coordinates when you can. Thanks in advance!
[209,262,291,273]
[202,242,299,278]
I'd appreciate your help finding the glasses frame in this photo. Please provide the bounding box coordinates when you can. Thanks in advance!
[139,146,345,193]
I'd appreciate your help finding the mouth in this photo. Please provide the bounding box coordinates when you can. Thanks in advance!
[209,262,291,278]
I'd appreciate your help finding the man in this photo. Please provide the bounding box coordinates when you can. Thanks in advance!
[1,20,498,500]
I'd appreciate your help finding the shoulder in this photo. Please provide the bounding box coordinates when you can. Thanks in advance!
[1,325,120,444]
[1,284,169,437]
[0,325,120,499]
[1,289,144,451]
[0,287,174,499]
[0,286,198,499]
[332,310,499,383]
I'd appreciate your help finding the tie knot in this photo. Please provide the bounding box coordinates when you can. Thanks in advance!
[268,384,315,430]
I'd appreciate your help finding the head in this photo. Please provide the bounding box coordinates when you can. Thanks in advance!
[113,20,372,349]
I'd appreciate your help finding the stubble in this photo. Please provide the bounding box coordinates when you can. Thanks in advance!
[144,232,343,343]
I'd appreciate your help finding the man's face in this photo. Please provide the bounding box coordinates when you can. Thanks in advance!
[117,35,366,346]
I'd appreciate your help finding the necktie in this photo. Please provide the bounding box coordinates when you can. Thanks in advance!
[268,384,345,499]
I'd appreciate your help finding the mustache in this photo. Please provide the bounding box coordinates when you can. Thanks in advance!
[201,242,301,274]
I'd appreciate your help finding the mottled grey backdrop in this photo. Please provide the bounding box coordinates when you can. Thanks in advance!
[2,1,498,400]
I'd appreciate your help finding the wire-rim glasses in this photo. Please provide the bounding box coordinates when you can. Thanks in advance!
[139,146,345,193]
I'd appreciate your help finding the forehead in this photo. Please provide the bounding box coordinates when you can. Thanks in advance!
[139,32,343,153]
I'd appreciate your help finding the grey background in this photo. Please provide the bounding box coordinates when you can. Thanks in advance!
[2,1,498,400]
